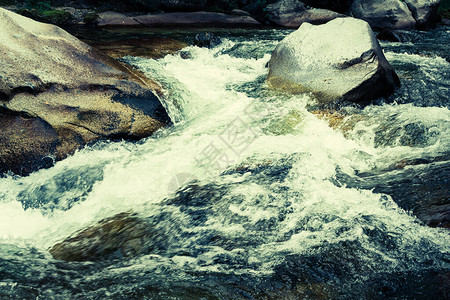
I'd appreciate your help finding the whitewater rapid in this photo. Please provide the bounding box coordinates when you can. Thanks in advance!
[0,28,448,299]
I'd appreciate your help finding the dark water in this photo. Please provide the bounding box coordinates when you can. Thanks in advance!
[0,26,449,299]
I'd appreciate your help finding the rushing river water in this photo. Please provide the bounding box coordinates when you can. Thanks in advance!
[0,27,449,299]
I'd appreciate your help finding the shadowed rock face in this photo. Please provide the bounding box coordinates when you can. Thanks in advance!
[404,0,441,30]
[0,8,170,176]
[266,0,345,28]
[351,0,441,31]
[351,0,416,30]
[301,0,354,13]
[267,18,400,104]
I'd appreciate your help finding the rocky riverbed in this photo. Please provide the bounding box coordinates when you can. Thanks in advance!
[0,1,449,299]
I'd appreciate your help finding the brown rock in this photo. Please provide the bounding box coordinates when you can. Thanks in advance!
[88,37,188,59]
[49,212,155,261]
[0,8,170,176]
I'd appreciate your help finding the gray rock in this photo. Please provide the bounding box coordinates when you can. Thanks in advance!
[301,0,354,13]
[0,8,170,175]
[266,0,346,28]
[351,0,416,30]
[231,9,251,17]
[404,0,441,30]
[99,11,261,27]
[267,17,400,104]
[97,11,128,26]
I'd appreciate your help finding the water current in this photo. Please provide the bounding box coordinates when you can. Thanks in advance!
[0,27,449,299]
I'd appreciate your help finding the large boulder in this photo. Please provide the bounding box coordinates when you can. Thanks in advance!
[266,0,345,28]
[351,0,417,30]
[404,0,441,30]
[300,0,354,13]
[267,17,400,103]
[0,8,170,176]
[98,11,261,27]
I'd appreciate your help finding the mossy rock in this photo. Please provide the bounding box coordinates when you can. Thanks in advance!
[83,12,99,25]
[16,9,75,25]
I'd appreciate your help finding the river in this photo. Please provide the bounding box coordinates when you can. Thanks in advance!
[0,27,449,299]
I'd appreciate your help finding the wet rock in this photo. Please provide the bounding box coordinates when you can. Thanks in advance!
[0,8,170,176]
[99,11,261,27]
[193,32,222,48]
[312,110,364,135]
[88,37,187,59]
[336,161,450,228]
[266,0,345,28]
[404,0,441,30]
[301,0,354,13]
[351,0,416,30]
[179,50,192,59]
[50,213,155,261]
[376,28,409,42]
[267,17,400,104]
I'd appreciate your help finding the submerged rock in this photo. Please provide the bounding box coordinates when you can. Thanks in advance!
[0,8,170,176]
[267,17,400,104]
[336,161,450,229]
[50,213,155,261]
[193,32,222,48]
[266,0,345,28]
